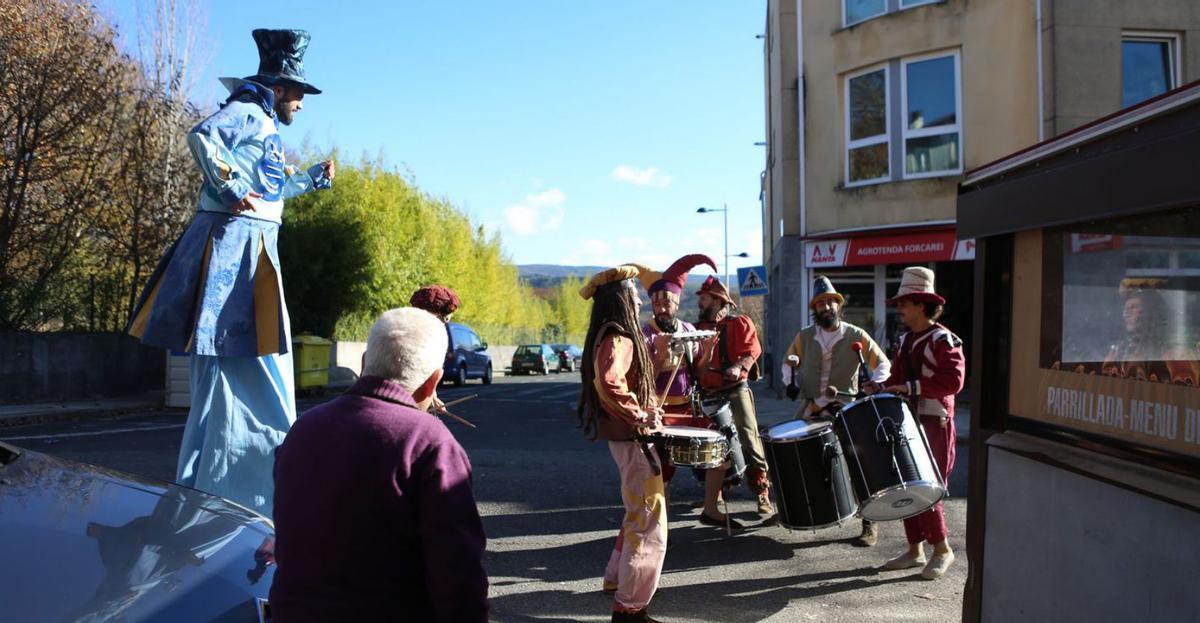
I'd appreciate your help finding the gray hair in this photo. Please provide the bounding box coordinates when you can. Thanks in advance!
[363,308,449,391]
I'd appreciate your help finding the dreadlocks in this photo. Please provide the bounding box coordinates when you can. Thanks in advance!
[576,281,655,439]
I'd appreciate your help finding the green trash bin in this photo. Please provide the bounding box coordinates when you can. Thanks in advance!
[292,334,333,390]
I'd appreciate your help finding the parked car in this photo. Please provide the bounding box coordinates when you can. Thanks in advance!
[0,441,275,622]
[444,322,493,387]
[511,344,558,375]
[552,344,583,372]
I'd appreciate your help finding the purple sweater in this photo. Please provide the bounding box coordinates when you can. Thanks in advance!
[269,376,488,622]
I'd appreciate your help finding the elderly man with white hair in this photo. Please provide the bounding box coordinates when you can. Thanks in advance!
[270,308,489,622]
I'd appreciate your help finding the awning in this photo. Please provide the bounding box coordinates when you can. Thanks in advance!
[804,229,975,268]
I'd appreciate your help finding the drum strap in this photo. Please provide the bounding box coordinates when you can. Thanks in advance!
[639,441,662,476]
[900,337,921,410]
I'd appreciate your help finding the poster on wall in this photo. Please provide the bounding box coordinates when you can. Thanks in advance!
[1009,209,1200,460]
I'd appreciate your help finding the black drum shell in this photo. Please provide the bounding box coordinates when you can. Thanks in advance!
[762,423,858,530]
[692,399,746,484]
[832,394,946,522]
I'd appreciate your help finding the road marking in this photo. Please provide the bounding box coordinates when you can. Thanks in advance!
[0,423,185,441]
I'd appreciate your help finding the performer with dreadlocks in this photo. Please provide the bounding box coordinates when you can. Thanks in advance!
[577,264,667,623]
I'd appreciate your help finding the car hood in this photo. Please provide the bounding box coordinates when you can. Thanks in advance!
[0,447,274,623]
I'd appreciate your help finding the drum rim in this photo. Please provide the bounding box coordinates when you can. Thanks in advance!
[857,479,948,521]
[652,426,724,439]
[776,510,859,531]
[760,422,835,443]
[839,392,903,413]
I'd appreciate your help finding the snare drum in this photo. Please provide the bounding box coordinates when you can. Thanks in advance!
[644,426,729,469]
[762,420,858,529]
[832,394,946,522]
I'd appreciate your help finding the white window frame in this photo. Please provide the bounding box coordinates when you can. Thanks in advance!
[900,50,963,180]
[1121,31,1182,106]
[900,0,939,7]
[844,63,891,188]
[843,0,887,28]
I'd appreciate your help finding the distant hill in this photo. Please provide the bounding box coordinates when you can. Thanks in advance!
[518,264,736,326]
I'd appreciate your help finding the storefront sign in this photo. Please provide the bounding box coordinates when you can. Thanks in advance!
[804,230,975,268]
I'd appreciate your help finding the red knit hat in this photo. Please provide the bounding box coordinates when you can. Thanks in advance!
[410,285,460,318]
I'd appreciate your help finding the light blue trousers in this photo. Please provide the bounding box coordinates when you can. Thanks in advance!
[176,352,296,518]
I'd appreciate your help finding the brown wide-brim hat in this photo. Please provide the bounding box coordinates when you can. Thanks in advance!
[695,275,734,305]
[887,266,946,305]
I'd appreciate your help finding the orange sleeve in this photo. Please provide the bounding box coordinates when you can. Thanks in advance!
[730,317,762,362]
[594,333,644,425]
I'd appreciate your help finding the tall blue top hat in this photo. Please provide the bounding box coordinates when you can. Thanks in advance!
[221,29,321,95]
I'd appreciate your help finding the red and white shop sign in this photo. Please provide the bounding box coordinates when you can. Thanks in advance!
[1070,233,1123,253]
[805,231,975,268]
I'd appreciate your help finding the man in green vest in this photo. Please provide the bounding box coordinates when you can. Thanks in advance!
[781,275,890,545]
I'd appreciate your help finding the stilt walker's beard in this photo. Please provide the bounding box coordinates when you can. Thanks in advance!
[815,311,838,329]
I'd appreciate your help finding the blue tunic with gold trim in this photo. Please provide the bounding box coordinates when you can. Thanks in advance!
[127,80,330,517]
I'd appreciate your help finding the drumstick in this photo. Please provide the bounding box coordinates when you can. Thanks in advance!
[435,407,477,429]
[441,394,477,408]
[657,356,685,408]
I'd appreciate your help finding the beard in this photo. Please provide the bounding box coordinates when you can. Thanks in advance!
[699,305,718,322]
[815,310,839,329]
[655,314,678,333]
[274,104,294,125]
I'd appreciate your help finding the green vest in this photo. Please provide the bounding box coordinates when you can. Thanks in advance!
[792,323,875,401]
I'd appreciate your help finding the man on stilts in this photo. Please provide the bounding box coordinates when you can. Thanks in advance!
[127,29,334,518]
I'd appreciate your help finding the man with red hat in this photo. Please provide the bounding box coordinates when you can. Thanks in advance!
[695,276,773,516]
[638,255,739,529]
[869,266,965,580]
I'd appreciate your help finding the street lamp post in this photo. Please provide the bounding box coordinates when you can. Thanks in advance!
[697,204,730,287]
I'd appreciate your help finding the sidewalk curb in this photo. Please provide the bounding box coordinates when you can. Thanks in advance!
[0,403,165,430]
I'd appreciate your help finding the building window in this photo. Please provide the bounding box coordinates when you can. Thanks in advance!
[843,50,962,187]
[844,0,940,28]
[1121,32,1180,108]
[844,0,886,27]
[845,65,890,185]
[902,52,962,177]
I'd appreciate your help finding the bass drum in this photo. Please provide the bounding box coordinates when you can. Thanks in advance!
[832,394,946,522]
[762,420,858,529]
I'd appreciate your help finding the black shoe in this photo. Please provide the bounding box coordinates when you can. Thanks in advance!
[698,512,745,531]
[612,609,663,622]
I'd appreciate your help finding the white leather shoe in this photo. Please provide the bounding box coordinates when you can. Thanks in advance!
[882,551,927,570]
[921,551,956,579]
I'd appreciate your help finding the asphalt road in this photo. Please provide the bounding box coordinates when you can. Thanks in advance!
[0,374,969,622]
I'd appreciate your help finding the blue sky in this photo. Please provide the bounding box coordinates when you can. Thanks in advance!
[104,1,768,276]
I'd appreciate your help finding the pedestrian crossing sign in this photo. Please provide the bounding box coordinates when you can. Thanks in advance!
[736,266,769,296]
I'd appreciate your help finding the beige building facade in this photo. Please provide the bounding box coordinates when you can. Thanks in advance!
[761,0,1200,391]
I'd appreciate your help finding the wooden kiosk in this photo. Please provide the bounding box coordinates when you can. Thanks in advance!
[957,83,1200,622]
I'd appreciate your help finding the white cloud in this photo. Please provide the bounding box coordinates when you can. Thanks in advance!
[611,165,673,188]
[504,188,566,236]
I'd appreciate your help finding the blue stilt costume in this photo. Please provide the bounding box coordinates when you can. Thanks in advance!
[128,29,330,517]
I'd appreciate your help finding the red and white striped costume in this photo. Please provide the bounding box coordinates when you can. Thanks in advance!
[883,322,965,546]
